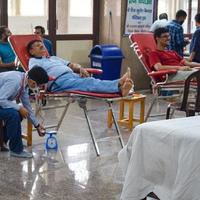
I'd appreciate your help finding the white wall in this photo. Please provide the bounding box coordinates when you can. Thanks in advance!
[56,40,93,67]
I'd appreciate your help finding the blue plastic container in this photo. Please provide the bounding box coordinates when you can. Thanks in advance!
[89,45,124,80]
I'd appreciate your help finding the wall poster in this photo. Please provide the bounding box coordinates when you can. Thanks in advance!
[125,0,154,34]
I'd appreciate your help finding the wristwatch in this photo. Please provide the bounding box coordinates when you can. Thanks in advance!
[35,123,40,129]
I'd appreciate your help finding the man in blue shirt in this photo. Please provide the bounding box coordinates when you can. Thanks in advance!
[0,26,16,72]
[0,66,48,158]
[189,13,200,63]
[34,26,54,56]
[27,40,133,97]
[167,10,188,57]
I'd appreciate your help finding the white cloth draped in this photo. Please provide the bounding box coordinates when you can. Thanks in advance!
[119,116,200,200]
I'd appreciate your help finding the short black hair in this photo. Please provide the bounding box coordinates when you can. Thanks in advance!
[154,27,169,41]
[28,66,49,84]
[34,26,45,34]
[195,13,200,23]
[0,26,7,39]
[159,13,168,20]
[176,10,187,18]
[27,39,42,56]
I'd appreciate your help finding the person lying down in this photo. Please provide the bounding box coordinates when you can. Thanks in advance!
[27,39,133,96]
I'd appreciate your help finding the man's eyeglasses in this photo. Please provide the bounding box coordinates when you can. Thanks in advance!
[34,31,40,34]
[160,34,170,38]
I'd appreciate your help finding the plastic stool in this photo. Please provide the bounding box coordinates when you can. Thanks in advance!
[107,94,146,130]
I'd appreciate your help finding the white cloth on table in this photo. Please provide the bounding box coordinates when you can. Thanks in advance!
[118,116,200,200]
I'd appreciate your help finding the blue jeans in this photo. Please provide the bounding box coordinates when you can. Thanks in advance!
[50,73,119,93]
[0,108,23,153]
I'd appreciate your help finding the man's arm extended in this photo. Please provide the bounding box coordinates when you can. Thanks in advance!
[68,63,82,73]
[184,60,200,68]
[0,59,15,69]
[68,63,89,77]
[154,62,191,71]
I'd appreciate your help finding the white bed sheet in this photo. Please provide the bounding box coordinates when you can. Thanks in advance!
[118,116,200,200]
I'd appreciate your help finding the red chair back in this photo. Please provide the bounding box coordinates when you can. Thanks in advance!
[129,32,159,82]
[8,34,48,71]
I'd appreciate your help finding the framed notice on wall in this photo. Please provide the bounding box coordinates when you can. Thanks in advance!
[125,0,154,35]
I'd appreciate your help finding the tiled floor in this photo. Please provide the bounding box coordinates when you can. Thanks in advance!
[0,92,185,200]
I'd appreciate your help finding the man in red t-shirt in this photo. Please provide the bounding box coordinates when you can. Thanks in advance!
[149,27,200,81]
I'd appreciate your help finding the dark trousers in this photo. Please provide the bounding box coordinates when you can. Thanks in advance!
[0,108,23,153]
[0,120,4,147]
